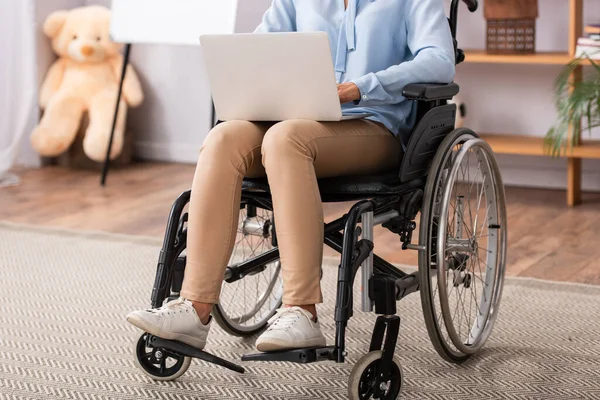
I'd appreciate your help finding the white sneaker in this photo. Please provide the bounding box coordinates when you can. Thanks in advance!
[255,307,327,352]
[126,298,210,349]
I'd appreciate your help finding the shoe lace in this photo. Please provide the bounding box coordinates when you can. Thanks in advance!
[267,307,311,331]
[149,297,192,316]
[165,298,187,309]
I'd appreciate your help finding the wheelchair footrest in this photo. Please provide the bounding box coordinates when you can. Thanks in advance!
[242,346,336,364]
[148,335,245,374]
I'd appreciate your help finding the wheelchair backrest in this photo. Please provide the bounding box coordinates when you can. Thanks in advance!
[398,0,473,183]
[399,103,457,183]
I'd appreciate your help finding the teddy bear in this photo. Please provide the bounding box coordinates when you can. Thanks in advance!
[31,5,143,162]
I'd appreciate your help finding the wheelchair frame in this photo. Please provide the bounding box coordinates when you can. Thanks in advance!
[136,1,501,397]
[143,92,467,388]
[154,185,425,363]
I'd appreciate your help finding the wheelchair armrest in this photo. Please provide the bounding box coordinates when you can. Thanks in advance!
[402,83,459,101]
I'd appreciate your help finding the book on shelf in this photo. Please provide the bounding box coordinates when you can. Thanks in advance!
[578,24,600,58]
[577,37,600,47]
[576,45,600,60]
[584,24,600,35]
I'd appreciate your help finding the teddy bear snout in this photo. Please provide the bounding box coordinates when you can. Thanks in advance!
[81,45,95,57]
[68,40,104,62]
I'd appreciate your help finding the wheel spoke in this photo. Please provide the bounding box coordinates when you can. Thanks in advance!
[478,203,491,239]
[468,272,473,339]
[470,267,480,319]
[457,284,470,341]
[472,171,485,235]
[465,151,475,236]
[476,246,492,254]
[448,200,473,239]
[475,257,489,302]
[241,270,247,324]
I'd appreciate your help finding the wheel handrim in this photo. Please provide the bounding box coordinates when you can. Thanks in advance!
[422,132,476,360]
[216,206,283,332]
[436,139,506,354]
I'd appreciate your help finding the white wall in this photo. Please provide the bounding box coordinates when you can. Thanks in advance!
[449,0,600,190]
[36,0,85,85]
[14,0,85,168]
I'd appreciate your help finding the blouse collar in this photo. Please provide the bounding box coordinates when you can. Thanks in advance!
[335,0,357,82]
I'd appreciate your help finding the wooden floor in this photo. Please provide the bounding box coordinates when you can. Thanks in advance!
[3,162,600,285]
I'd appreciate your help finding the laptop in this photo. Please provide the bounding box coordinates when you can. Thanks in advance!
[199,32,372,122]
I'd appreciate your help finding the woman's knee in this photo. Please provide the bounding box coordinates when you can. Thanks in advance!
[201,121,263,159]
[261,120,316,166]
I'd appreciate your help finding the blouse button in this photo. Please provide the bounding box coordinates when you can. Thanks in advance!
[362,95,368,100]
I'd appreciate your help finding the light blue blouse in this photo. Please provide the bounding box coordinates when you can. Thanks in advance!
[255,0,456,143]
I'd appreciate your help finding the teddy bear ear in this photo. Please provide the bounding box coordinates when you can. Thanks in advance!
[43,10,69,38]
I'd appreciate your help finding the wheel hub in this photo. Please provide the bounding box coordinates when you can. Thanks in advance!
[446,237,476,253]
[379,380,390,392]
[241,217,270,238]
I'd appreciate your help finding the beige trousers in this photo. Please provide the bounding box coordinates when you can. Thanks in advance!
[180,119,402,305]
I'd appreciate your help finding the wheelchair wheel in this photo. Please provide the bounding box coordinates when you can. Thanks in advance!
[419,128,507,363]
[213,204,283,336]
[134,333,191,381]
[348,351,403,400]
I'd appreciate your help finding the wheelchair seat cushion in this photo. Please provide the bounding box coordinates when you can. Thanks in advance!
[243,173,425,202]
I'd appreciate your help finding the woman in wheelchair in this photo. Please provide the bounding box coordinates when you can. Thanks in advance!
[127,0,456,353]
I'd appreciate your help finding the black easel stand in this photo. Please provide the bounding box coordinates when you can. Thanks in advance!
[101,43,131,186]
[211,98,217,128]
[100,43,217,186]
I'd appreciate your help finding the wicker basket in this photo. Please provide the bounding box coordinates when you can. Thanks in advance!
[486,19,536,54]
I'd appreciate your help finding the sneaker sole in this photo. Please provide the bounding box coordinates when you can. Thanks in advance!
[127,314,207,350]
[256,337,327,352]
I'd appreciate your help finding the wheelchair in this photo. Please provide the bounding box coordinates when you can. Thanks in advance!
[132,0,507,398]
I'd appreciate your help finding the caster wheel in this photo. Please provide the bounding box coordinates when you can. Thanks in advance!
[134,333,191,381]
[348,351,403,400]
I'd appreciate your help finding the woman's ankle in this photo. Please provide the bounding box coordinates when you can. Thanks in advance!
[286,304,318,322]
[190,301,213,325]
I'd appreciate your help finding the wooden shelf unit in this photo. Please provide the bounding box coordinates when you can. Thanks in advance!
[463,50,592,66]
[463,0,594,206]
[480,134,600,159]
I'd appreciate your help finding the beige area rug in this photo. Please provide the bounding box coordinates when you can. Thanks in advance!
[1,221,600,400]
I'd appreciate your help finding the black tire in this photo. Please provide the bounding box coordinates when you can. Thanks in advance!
[418,128,478,363]
[348,351,403,400]
[133,333,191,381]
[212,297,281,337]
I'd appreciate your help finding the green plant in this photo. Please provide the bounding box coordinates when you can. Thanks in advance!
[545,54,600,156]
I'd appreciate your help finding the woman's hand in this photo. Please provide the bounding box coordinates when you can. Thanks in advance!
[337,82,361,104]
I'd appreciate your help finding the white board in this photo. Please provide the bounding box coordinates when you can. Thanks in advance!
[110,0,239,46]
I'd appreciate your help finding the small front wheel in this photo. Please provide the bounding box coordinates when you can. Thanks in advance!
[134,333,191,381]
[348,351,403,400]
